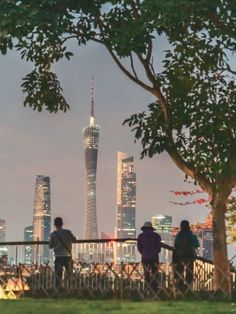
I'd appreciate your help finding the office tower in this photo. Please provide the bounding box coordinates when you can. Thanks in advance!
[32,175,51,263]
[115,152,136,263]
[152,215,173,263]
[200,229,213,260]
[24,225,33,264]
[83,79,100,240]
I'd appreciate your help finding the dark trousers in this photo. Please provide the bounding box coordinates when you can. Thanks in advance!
[55,256,72,288]
[142,259,159,291]
[175,259,194,290]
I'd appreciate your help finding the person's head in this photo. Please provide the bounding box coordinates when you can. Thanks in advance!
[180,220,190,232]
[54,217,63,229]
[141,221,155,231]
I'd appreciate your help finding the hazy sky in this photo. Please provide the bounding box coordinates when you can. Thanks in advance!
[1,39,234,256]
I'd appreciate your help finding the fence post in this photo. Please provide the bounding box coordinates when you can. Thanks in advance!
[120,262,124,300]
[15,245,18,265]
[171,263,176,299]
[19,263,25,297]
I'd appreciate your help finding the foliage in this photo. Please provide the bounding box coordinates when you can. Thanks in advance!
[0,1,235,192]
[125,84,236,190]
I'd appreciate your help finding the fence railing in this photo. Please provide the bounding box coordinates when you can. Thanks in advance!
[0,239,235,300]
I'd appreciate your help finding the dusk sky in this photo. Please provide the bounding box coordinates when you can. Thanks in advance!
[0,40,234,257]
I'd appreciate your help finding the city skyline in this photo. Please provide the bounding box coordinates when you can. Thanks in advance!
[1,42,233,258]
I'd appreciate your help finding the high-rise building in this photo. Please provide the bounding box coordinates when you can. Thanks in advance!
[115,152,136,263]
[24,225,33,264]
[152,215,173,263]
[0,219,8,259]
[197,229,213,260]
[83,79,100,240]
[32,175,51,263]
[0,219,6,242]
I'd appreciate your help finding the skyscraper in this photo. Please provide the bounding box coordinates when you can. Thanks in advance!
[83,79,100,240]
[115,152,136,263]
[24,225,33,264]
[0,219,7,259]
[0,219,6,242]
[32,175,51,263]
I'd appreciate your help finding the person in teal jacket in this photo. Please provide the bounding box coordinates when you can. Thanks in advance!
[173,220,200,291]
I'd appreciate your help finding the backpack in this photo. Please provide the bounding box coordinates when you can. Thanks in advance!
[175,233,195,260]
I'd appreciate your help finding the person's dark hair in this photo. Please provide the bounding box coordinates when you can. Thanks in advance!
[54,217,63,227]
[180,220,190,232]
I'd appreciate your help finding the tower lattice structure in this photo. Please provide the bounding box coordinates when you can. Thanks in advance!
[83,79,100,239]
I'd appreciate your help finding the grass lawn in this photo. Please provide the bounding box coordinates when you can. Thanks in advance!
[0,299,235,314]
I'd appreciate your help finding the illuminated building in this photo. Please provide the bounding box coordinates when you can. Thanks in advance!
[190,215,213,260]
[152,215,172,233]
[101,231,114,263]
[32,175,51,263]
[192,227,213,260]
[24,225,33,264]
[200,229,213,260]
[152,215,173,263]
[83,79,100,240]
[115,152,136,263]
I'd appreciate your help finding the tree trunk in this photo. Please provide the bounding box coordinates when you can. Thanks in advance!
[212,191,231,295]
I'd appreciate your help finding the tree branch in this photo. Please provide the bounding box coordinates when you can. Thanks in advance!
[106,47,154,93]
[61,35,78,44]
[146,40,153,63]
[167,146,212,194]
[150,59,157,77]
[137,52,157,86]
[225,63,236,75]
[129,52,138,79]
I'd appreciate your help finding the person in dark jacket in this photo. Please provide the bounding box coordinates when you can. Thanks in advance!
[49,217,76,288]
[173,220,200,290]
[137,221,162,290]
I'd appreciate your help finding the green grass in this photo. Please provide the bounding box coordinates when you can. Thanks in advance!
[0,300,235,314]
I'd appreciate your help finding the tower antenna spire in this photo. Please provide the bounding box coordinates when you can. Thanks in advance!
[91,76,94,117]
[89,76,95,126]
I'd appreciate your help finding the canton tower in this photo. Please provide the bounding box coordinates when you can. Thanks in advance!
[83,79,100,239]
